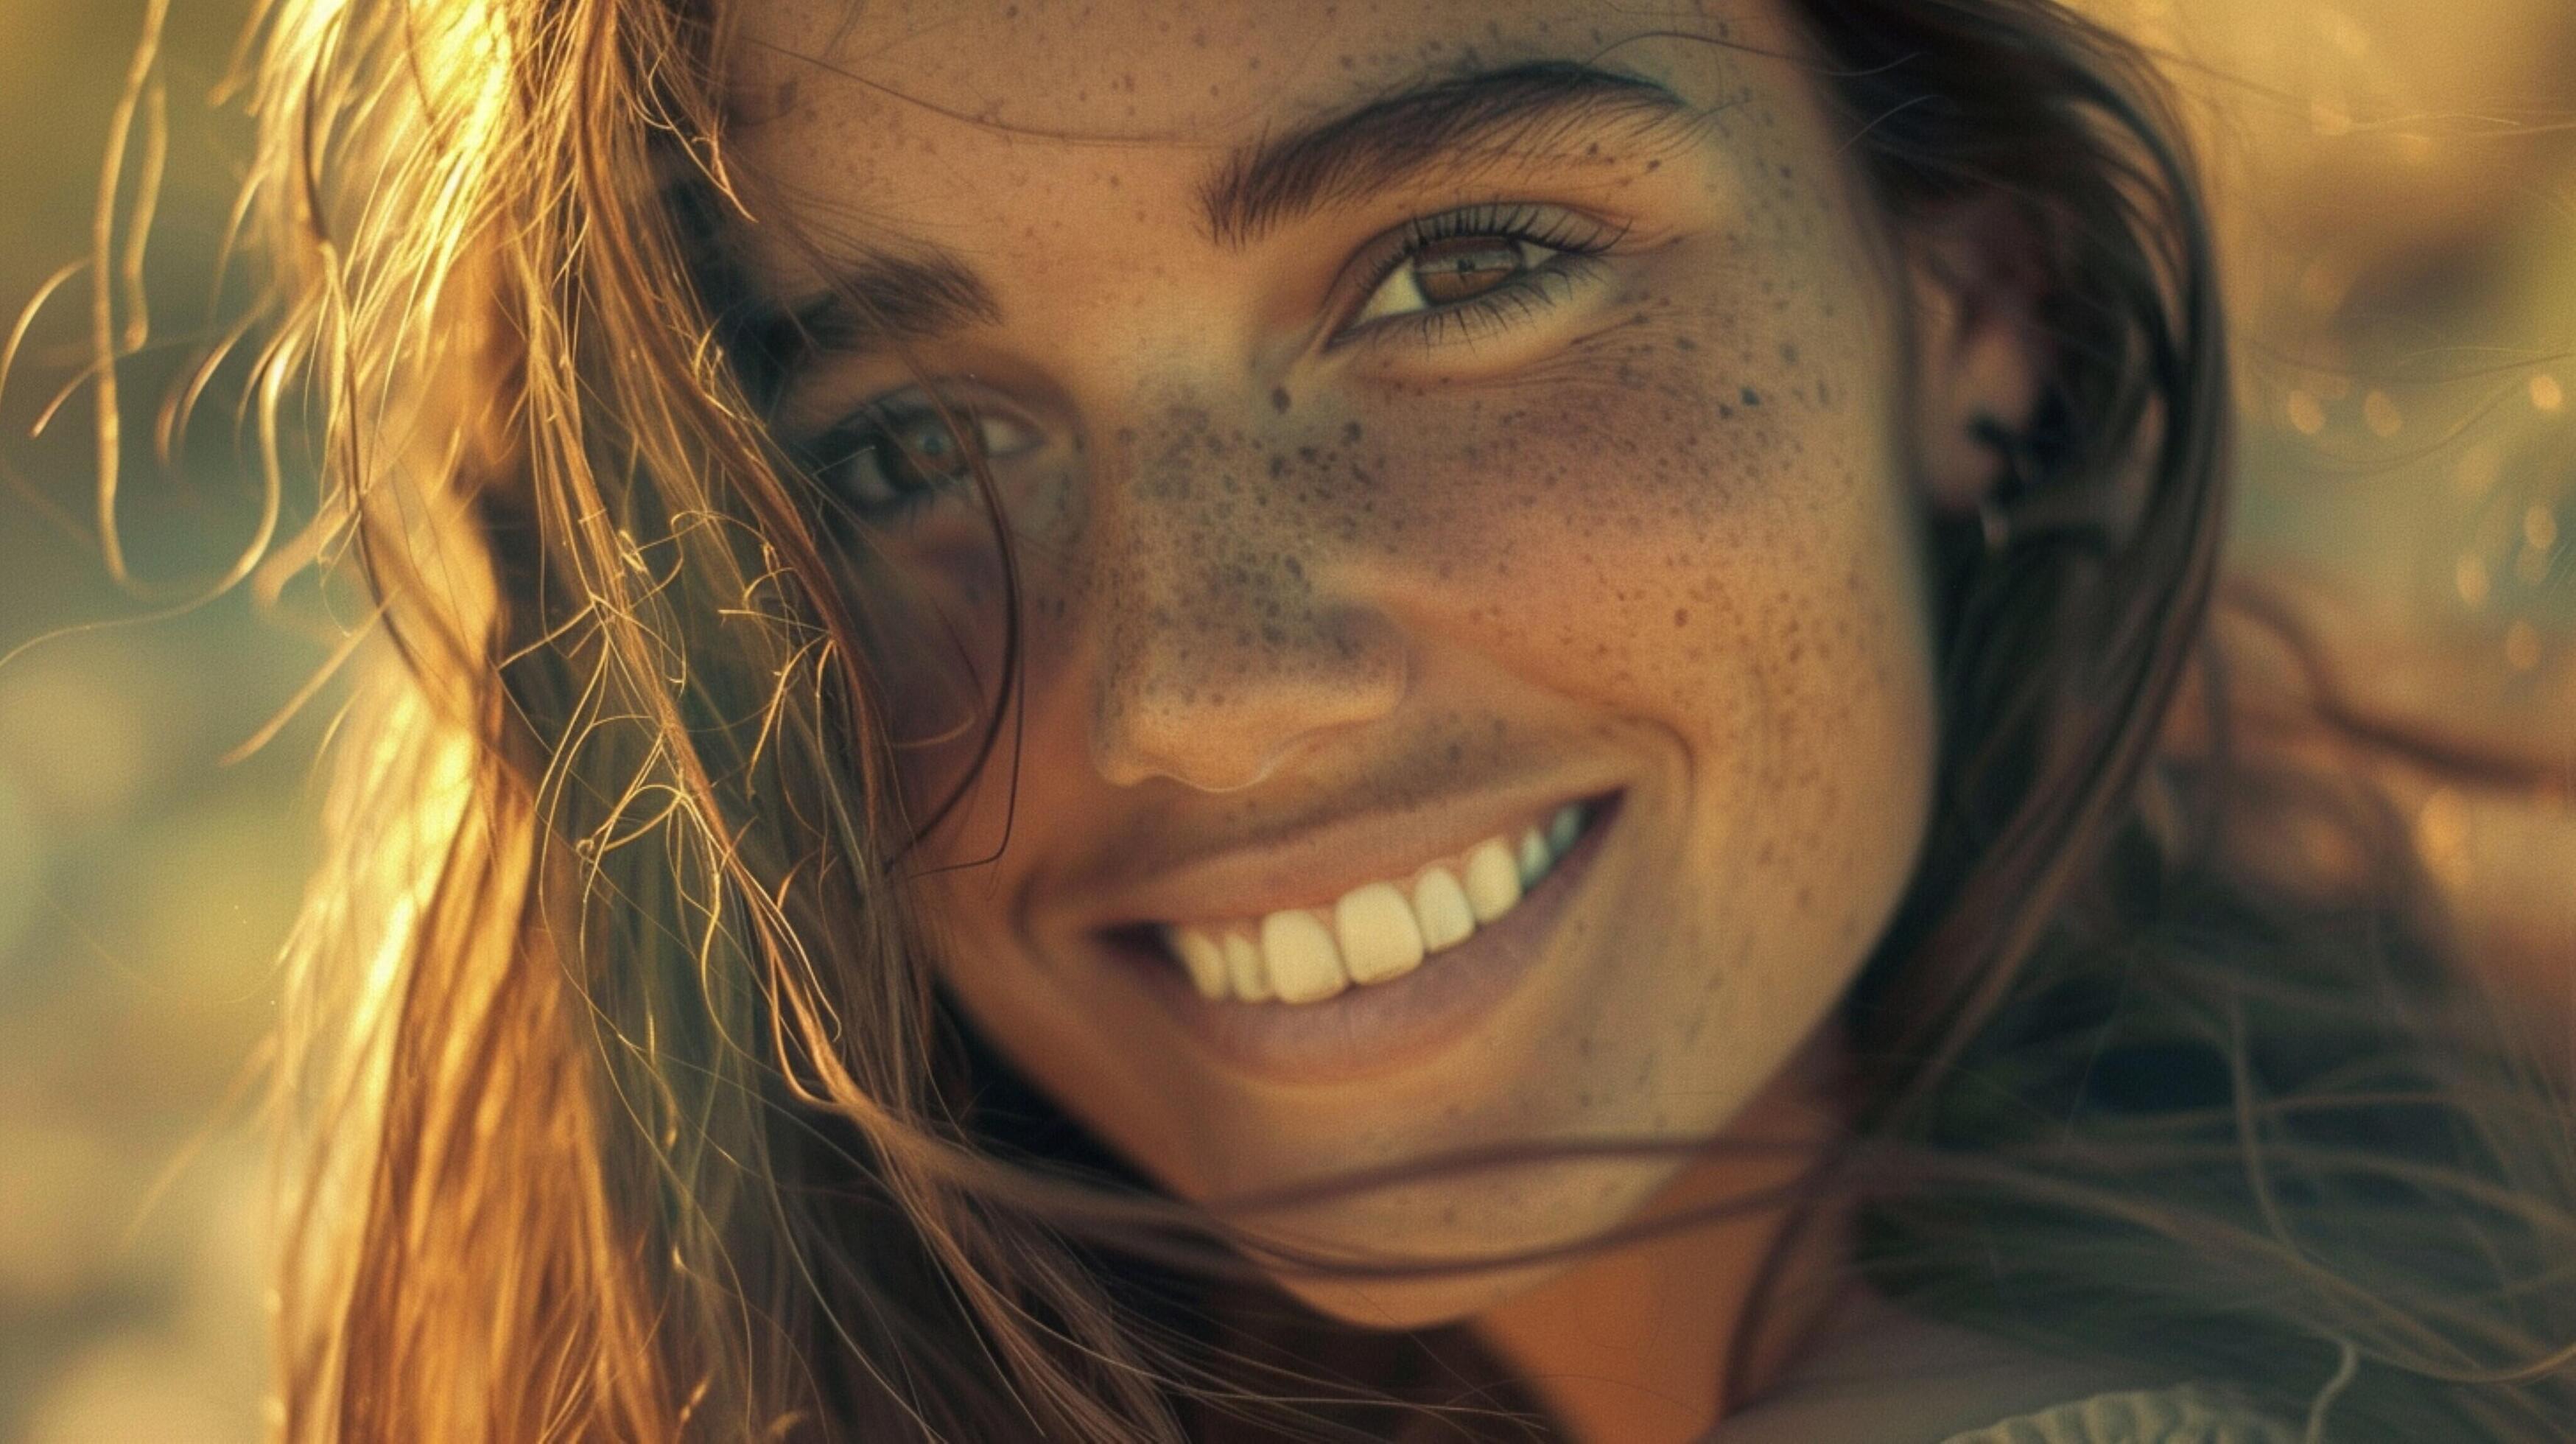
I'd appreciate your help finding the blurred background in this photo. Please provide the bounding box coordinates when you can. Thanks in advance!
[0,1,2568,1438]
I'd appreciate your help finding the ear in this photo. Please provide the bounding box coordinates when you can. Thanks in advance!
[1902,193,2052,516]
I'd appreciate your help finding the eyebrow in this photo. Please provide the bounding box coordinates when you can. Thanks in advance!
[1200,60,1696,248]
[740,61,1695,386]
[726,248,1002,405]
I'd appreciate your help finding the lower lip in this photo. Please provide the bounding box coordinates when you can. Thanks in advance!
[1105,792,1624,1087]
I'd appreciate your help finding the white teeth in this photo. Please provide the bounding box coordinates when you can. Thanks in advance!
[1515,827,1550,887]
[1260,909,1349,1003]
[1223,930,1272,1003]
[1168,926,1229,1000]
[1335,882,1426,984]
[1461,837,1524,923]
[1159,802,1601,1005]
[1547,804,1584,856]
[1411,867,1476,953]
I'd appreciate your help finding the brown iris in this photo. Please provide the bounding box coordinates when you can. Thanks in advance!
[1408,235,1528,304]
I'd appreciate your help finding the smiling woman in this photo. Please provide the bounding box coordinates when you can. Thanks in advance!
[203,1,2576,1440]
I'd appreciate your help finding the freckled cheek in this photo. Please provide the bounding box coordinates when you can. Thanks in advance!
[1347,352,1890,701]
[1727,553,1940,930]
[1347,343,1935,894]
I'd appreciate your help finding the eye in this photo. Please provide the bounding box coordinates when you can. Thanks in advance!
[806,395,1039,527]
[1352,235,1551,323]
[1335,203,1626,350]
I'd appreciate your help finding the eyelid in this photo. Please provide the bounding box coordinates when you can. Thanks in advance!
[791,381,1049,534]
[1324,201,1632,352]
[805,382,1038,455]
[881,390,1041,456]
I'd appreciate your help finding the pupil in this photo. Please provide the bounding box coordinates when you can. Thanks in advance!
[890,416,972,490]
[1412,236,1524,304]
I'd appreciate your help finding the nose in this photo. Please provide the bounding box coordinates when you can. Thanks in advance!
[1084,402,1409,793]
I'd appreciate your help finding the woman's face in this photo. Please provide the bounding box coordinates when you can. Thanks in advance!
[725,0,2015,1325]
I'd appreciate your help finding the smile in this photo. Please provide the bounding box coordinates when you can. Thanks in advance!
[1159,802,1598,1005]
[1102,790,1624,1084]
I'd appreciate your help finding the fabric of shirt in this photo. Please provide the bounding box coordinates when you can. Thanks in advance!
[1940,1381,2303,1443]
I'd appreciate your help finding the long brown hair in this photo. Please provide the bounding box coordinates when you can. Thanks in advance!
[90,0,2576,1437]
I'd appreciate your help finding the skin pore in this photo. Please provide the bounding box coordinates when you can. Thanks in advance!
[720,2,2046,1437]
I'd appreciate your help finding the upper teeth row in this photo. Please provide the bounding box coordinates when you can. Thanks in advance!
[1160,802,1590,1006]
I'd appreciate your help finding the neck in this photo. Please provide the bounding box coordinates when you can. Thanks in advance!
[1467,1034,1853,1444]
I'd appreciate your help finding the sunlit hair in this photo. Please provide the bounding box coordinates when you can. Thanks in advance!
[85,0,2575,1437]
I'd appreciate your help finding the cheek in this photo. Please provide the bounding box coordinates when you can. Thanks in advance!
[1339,276,1940,1042]
[842,491,1096,838]
[840,542,1013,825]
[1344,276,1929,741]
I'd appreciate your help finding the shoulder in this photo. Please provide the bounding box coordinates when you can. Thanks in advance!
[1718,1372,2298,1444]
[1940,1381,2300,1443]
[1707,1288,2279,1444]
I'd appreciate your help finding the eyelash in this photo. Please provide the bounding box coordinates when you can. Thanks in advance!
[1333,202,1628,352]
[799,204,1628,531]
[799,397,1021,532]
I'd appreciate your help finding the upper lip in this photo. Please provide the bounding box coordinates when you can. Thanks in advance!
[1075,785,1618,932]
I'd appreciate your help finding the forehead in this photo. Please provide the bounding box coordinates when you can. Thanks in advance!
[720,0,1808,208]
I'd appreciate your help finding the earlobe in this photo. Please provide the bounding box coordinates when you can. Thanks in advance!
[1904,194,2052,516]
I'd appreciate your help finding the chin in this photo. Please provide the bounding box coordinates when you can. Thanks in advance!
[1217,1154,1687,1331]
[1268,1261,1560,1332]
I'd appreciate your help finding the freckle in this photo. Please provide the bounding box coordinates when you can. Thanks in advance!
[1341,420,1364,444]
[1741,387,1763,407]
[1674,608,1689,628]
[1644,158,1661,172]
[1675,337,1696,352]
[1270,386,1291,413]
[1780,343,1800,365]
